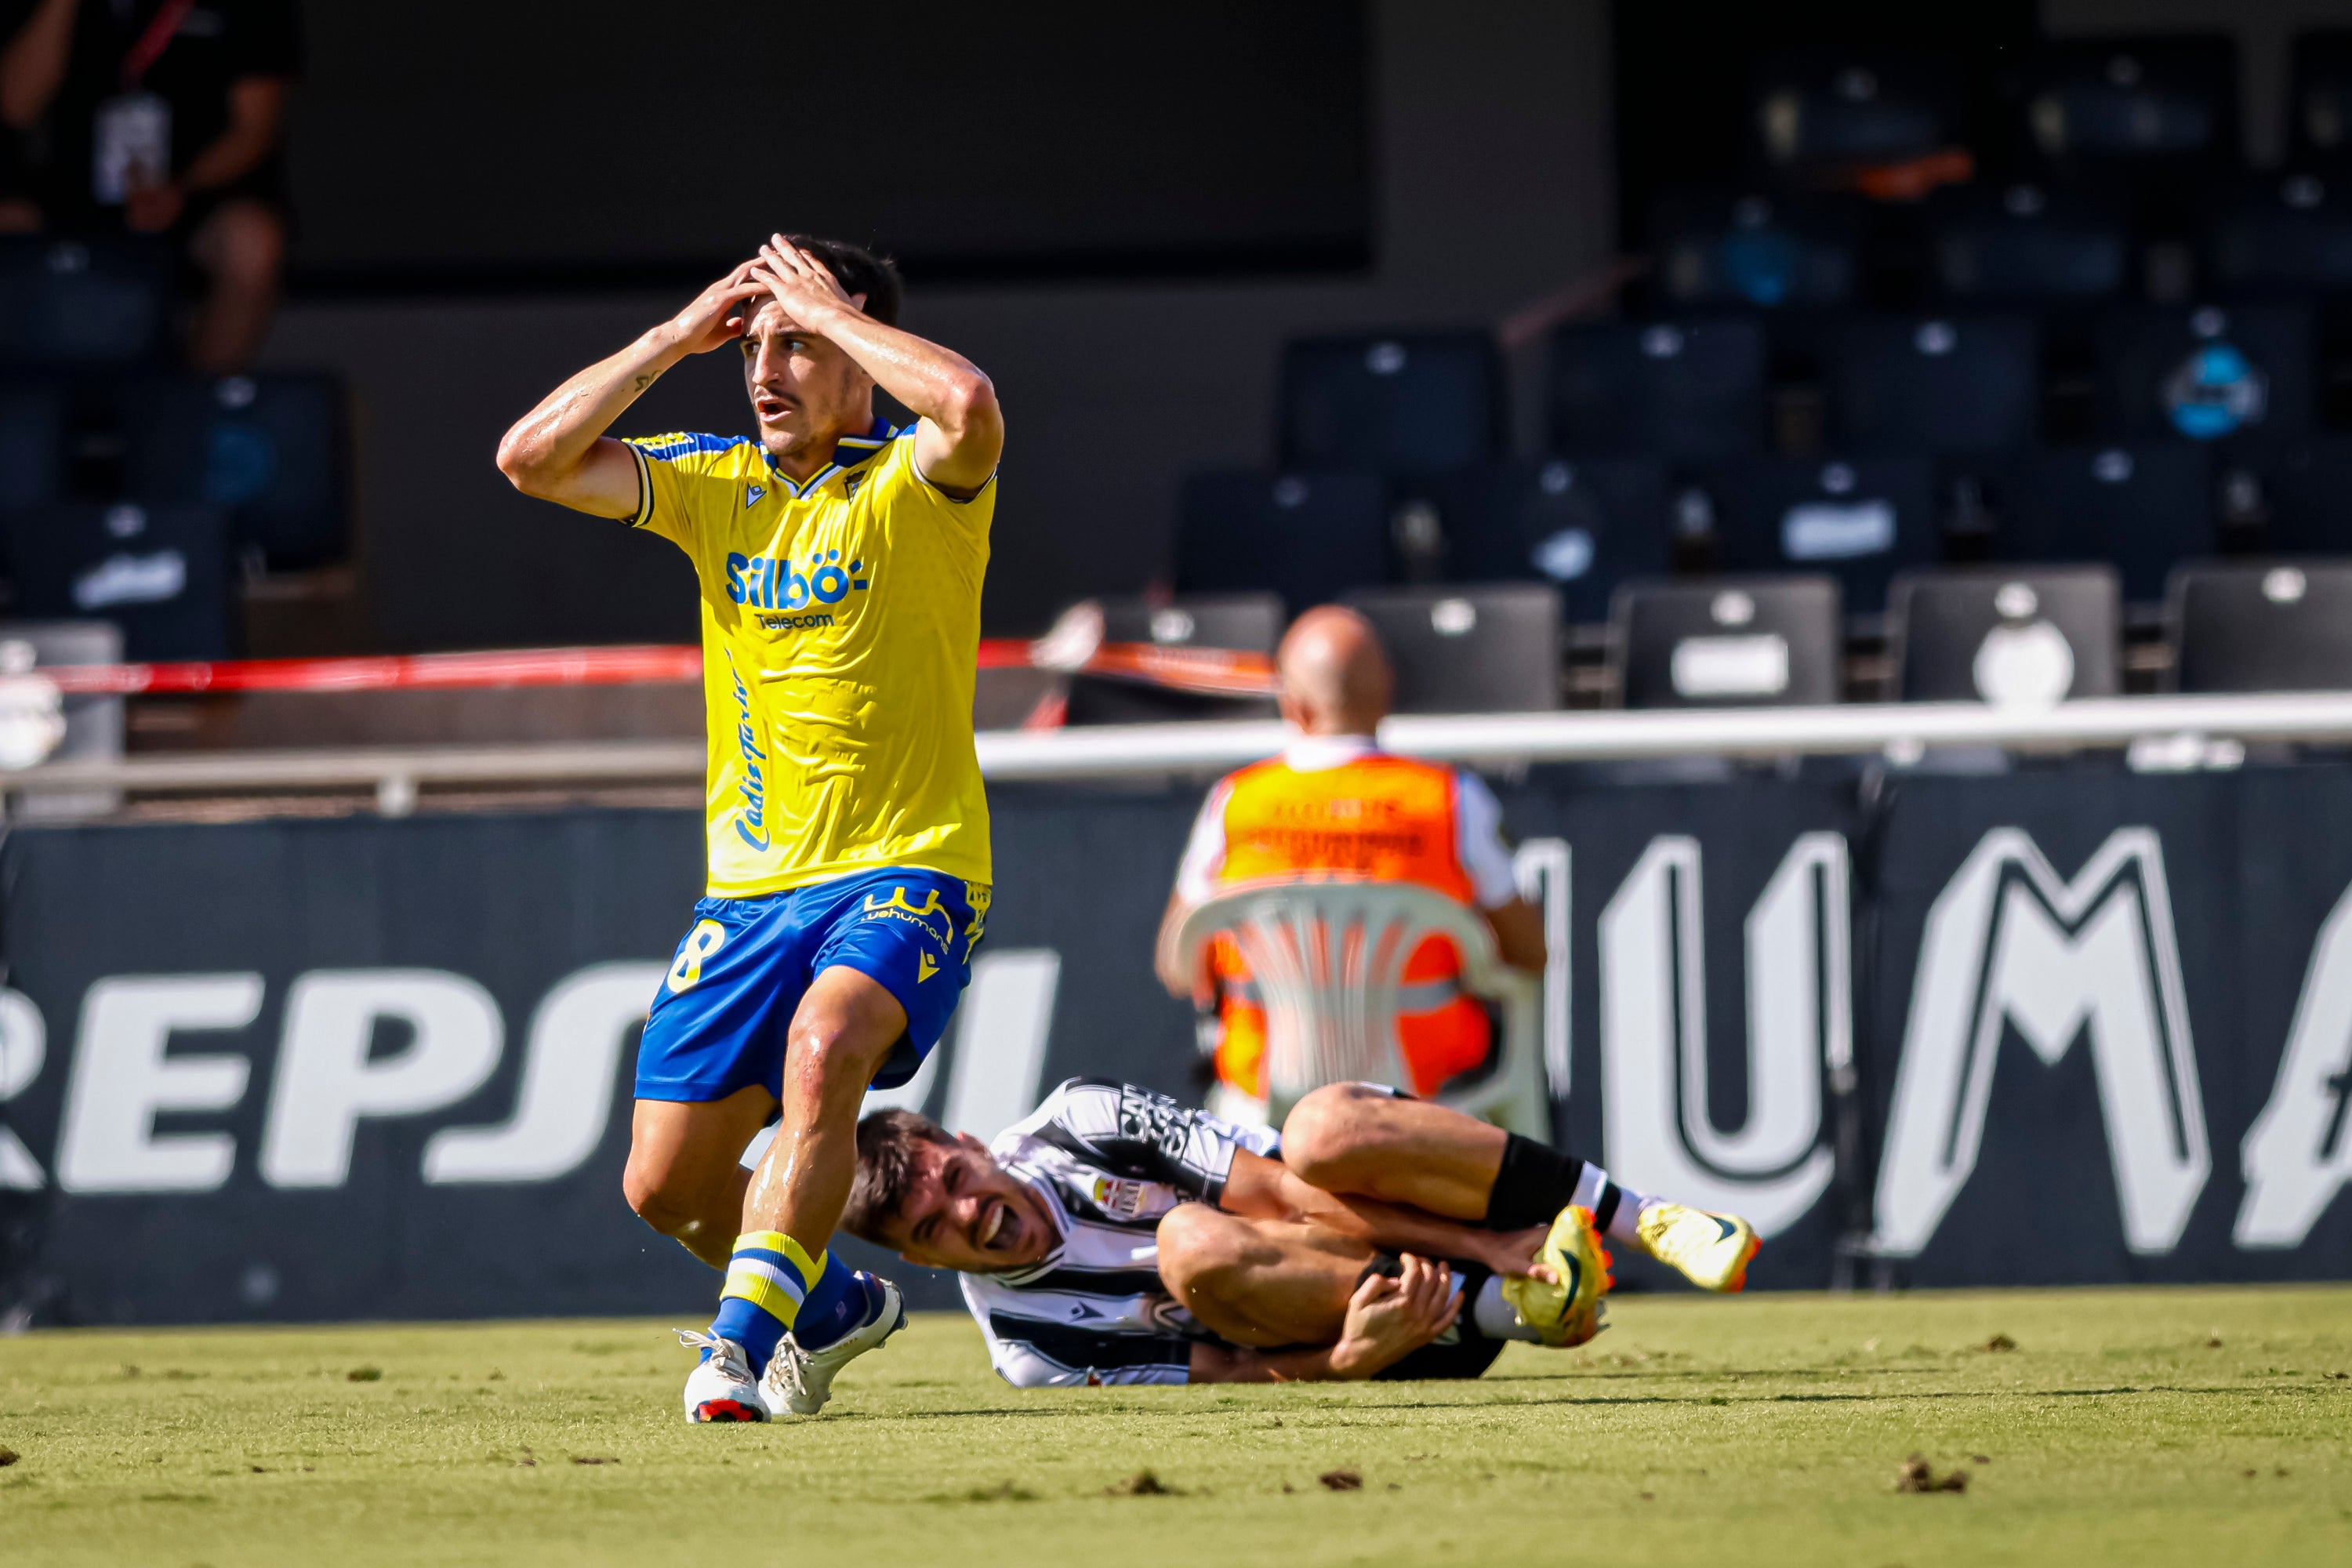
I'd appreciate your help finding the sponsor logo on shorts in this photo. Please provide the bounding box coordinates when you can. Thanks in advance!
[862,884,956,952]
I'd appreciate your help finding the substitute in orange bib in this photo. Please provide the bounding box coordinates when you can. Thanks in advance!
[1154,607,1548,1119]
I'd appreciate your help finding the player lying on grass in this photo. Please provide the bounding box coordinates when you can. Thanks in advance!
[843,1078,1759,1385]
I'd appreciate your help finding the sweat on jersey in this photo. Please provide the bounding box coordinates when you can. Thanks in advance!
[622,420,995,897]
[958,1077,1279,1387]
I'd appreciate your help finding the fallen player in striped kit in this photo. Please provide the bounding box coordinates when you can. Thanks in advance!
[841,1078,1759,1386]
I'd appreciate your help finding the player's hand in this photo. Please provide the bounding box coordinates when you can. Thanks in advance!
[748,236,868,329]
[1479,1224,1555,1283]
[1329,1253,1461,1378]
[666,262,768,355]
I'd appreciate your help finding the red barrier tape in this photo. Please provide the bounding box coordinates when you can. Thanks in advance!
[36,640,1278,699]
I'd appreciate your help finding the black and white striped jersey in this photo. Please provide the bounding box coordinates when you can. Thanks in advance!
[959,1077,1279,1388]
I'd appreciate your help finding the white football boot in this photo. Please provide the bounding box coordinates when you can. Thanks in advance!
[759,1275,906,1417]
[674,1330,767,1423]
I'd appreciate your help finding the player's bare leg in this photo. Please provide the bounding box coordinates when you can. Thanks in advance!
[1156,1203,1376,1348]
[624,1087,773,1269]
[1281,1081,1759,1294]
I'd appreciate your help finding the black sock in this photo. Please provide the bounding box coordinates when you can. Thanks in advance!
[1483,1134,1613,1231]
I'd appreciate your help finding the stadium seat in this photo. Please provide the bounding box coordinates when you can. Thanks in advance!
[1408,458,1668,624]
[2261,435,2352,553]
[1339,584,1559,713]
[1063,593,1283,727]
[2092,305,2314,453]
[1548,318,1767,463]
[1991,444,2213,604]
[1,501,235,660]
[1277,332,1501,474]
[118,374,352,570]
[2169,559,2352,692]
[1923,183,2129,303]
[0,380,67,513]
[1701,454,1937,615]
[1608,575,1842,709]
[2204,172,2352,296]
[2006,35,2239,186]
[0,237,170,366]
[1175,470,1386,613]
[1822,314,2041,455]
[1648,192,1857,310]
[1887,565,2122,703]
[2289,30,2352,167]
[1746,49,1962,183]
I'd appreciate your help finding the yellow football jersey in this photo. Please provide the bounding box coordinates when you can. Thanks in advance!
[622,419,993,898]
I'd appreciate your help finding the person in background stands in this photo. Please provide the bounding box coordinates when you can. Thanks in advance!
[1155,604,1548,1122]
[0,0,300,370]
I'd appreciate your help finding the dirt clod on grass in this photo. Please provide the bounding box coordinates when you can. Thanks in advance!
[1895,1454,1969,1494]
[964,1481,1036,1502]
[1980,1334,2017,1352]
[1319,1469,1363,1492]
[572,1457,619,1465]
[1107,1470,1179,1497]
[347,1367,383,1382]
[0,1446,19,1467]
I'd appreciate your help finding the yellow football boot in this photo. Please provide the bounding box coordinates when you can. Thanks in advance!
[1501,1203,1613,1346]
[1635,1203,1759,1292]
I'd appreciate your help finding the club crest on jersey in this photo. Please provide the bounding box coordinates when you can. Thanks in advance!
[1087,1174,1150,1219]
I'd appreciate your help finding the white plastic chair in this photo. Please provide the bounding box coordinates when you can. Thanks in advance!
[1168,874,1551,1139]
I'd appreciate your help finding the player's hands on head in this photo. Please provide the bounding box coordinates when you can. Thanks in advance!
[1330,1252,1461,1378]
[669,261,770,355]
[748,235,869,328]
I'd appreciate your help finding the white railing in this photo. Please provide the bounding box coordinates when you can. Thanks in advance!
[9,692,2352,814]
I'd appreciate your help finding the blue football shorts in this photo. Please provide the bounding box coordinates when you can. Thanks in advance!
[634,867,988,1102]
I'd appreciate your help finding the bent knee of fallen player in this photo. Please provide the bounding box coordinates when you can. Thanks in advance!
[1156,1203,1372,1349]
[1277,1082,1503,1218]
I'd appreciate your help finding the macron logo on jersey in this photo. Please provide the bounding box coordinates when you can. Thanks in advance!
[746,485,766,506]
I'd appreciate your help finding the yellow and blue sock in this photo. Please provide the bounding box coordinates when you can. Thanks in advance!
[708,1232,866,1373]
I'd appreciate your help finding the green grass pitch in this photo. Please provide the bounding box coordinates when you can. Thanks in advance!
[2,1285,2347,1567]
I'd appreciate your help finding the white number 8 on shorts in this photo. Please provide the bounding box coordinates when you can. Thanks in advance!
[666,919,728,993]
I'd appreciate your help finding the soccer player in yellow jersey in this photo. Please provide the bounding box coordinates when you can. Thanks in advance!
[495,235,1002,1421]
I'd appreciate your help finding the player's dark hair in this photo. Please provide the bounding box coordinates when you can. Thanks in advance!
[782,234,902,326]
[843,1107,956,1242]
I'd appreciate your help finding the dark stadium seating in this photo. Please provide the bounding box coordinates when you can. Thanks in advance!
[0,237,171,367]
[2005,35,2240,180]
[2260,436,2352,554]
[1062,593,1283,727]
[1924,183,2129,303]
[1991,444,2214,604]
[1609,575,1842,709]
[1340,584,1560,713]
[1407,458,1669,624]
[1888,565,2122,703]
[2,500,235,660]
[1647,192,1857,310]
[1746,49,1963,183]
[1277,332,1502,474]
[1175,469,1388,612]
[2092,305,2315,452]
[1549,318,1767,463]
[120,373,352,571]
[1701,454,1937,615]
[2169,560,2352,692]
[1822,314,2041,455]
[2290,31,2352,169]
[2203,173,2352,297]
[0,381,67,514]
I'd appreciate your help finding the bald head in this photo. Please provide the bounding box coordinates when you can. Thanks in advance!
[1277,606,1394,735]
